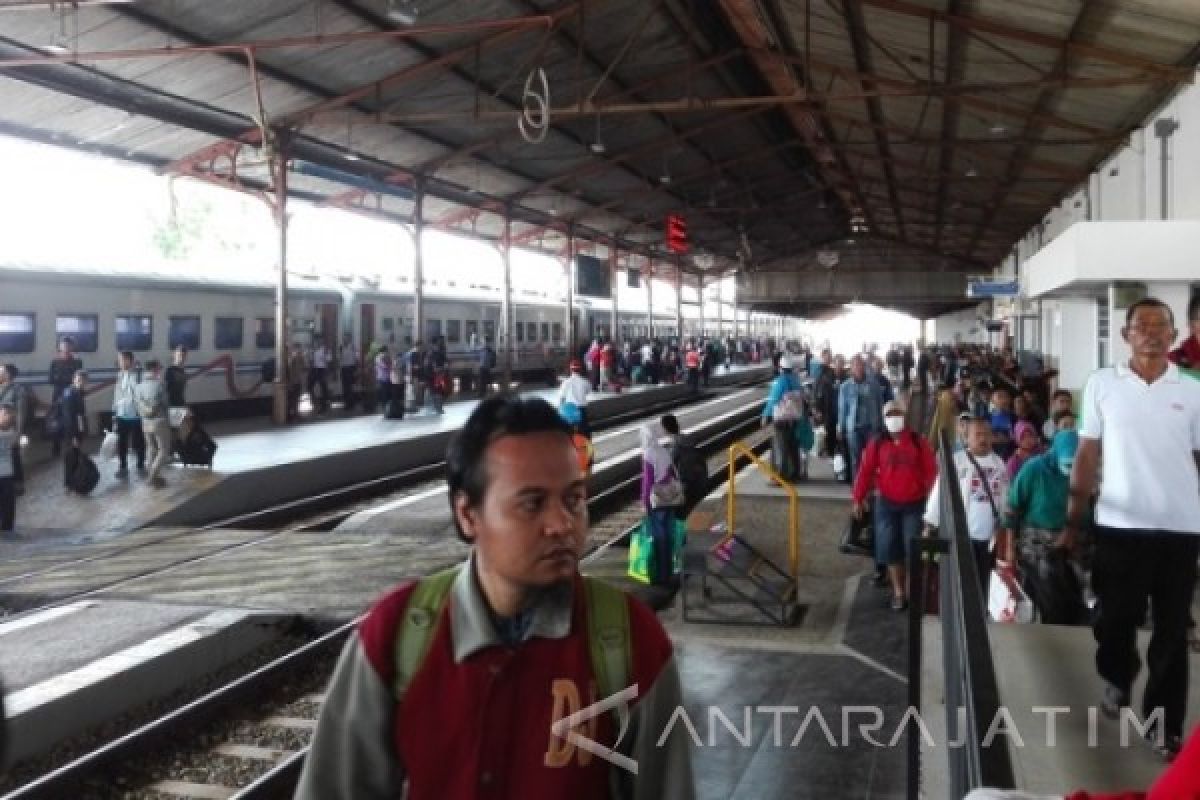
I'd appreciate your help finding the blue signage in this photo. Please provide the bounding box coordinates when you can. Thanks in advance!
[967,280,1019,298]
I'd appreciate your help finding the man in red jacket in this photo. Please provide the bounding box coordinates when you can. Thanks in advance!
[852,400,937,611]
[1168,294,1200,371]
[296,394,694,800]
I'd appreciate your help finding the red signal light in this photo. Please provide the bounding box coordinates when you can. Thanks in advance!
[666,213,689,254]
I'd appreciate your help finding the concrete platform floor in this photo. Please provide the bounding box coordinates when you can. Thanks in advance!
[7,366,767,536]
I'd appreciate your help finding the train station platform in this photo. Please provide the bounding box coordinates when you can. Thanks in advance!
[4,364,770,538]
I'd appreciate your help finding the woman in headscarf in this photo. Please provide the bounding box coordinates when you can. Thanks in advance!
[640,422,681,587]
[1005,420,1043,480]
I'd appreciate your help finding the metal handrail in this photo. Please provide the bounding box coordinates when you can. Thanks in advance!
[725,440,801,576]
[907,431,1016,799]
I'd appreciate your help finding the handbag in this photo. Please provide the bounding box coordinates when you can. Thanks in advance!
[650,471,685,508]
[839,510,875,557]
[98,429,118,461]
[988,567,1034,623]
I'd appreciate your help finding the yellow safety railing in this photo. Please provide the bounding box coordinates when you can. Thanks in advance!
[726,441,801,577]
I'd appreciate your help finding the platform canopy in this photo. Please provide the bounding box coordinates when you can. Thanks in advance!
[0,0,1198,315]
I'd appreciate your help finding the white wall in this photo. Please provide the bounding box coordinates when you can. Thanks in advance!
[932,305,987,345]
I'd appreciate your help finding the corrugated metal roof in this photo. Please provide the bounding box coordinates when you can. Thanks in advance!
[0,0,1196,316]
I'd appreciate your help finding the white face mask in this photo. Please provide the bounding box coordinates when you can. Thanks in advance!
[885,417,905,435]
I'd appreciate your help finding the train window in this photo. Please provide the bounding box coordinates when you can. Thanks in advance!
[169,316,202,350]
[56,314,98,353]
[526,322,537,342]
[255,317,275,349]
[552,323,563,343]
[0,313,35,354]
[214,317,244,350]
[482,320,495,343]
[115,315,152,352]
[465,320,479,344]
[445,319,461,344]
[426,319,442,342]
[381,317,394,332]
[515,321,524,343]
[541,323,550,343]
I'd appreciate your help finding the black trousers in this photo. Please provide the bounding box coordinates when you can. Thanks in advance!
[115,417,145,470]
[772,420,798,481]
[478,367,492,397]
[972,539,994,603]
[687,367,700,392]
[308,368,329,412]
[10,444,21,484]
[340,366,357,410]
[1092,528,1199,737]
[63,444,80,487]
[0,476,14,531]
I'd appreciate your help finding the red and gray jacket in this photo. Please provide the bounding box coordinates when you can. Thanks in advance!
[295,556,695,800]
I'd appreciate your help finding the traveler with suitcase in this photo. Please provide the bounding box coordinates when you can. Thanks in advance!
[60,370,98,494]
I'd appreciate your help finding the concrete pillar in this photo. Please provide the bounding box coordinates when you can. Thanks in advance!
[716,277,723,335]
[271,145,289,426]
[698,276,706,339]
[412,180,426,348]
[500,210,513,388]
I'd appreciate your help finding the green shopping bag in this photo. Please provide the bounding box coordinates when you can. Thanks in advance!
[672,518,687,576]
[628,517,688,582]
[794,418,815,452]
[627,519,654,583]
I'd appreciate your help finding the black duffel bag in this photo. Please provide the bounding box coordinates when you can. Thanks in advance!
[839,509,875,558]
[1019,548,1086,625]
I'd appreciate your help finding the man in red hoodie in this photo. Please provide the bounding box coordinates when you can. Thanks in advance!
[852,400,938,611]
[295,393,694,800]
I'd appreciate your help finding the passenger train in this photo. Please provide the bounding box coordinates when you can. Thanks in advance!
[0,262,736,419]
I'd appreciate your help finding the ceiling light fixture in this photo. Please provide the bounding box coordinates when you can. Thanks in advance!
[990,122,1007,136]
[387,0,419,26]
[965,165,978,178]
[589,115,606,155]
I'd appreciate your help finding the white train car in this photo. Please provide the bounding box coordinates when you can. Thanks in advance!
[0,262,342,419]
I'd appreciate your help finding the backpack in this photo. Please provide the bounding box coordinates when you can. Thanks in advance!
[391,567,631,711]
[67,450,100,494]
[670,441,707,506]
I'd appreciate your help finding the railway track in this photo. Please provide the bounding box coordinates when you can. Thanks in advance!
[1,409,772,800]
[0,384,763,617]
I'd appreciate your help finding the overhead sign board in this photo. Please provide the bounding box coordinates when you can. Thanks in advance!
[967,280,1019,298]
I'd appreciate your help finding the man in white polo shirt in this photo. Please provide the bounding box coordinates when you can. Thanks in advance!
[1068,297,1200,760]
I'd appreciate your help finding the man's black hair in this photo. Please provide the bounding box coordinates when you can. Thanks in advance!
[1052,408,1076,425]
[660,413,680,436]
[120,350,134,362]
[1124,296,1174,327]
[1052,388,1072,400]
[145,359,161,371]
[2,364,16,379]
[446,393,572,542]
[1189,293,1200,323]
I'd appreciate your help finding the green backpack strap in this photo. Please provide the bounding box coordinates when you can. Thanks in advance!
[392,566,460,698]
[583,576,632,702]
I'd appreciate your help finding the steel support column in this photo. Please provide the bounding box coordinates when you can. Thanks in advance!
[697,275,706,340]
[413,180,426,347]
[716,277,724,335]
[271,144,289,426]
[646,263,655,340]
[565,227,575,359]
[501,208,514,388]
[675,270,684,343]
[609,247,619,344]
